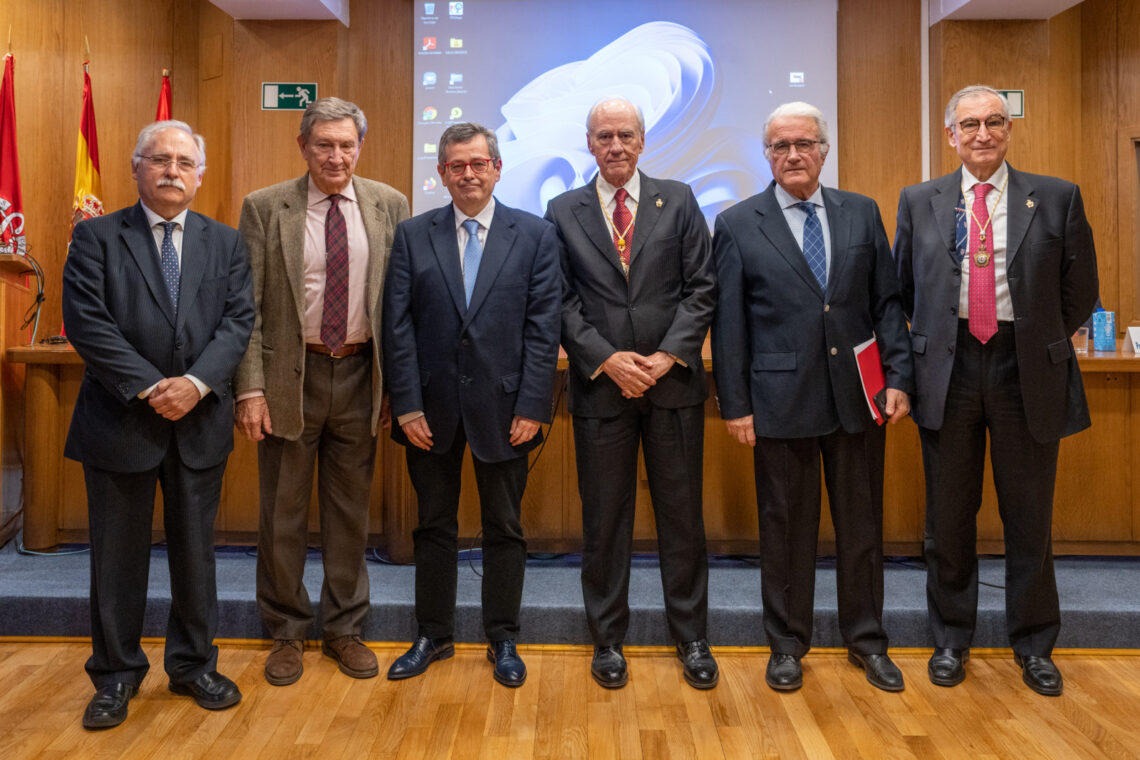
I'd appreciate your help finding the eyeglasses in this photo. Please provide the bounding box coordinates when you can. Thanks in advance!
[442,158,499,176]
[138,154,200,172]
[767,139,822,157]
[591,130,640,146]
[955,115,1007,135]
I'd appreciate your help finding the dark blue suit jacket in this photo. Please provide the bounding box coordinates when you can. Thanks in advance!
[712,182,914,439]
[62,202,255,472]
[383,200,561,464]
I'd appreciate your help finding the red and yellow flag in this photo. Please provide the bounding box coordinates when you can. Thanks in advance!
[156,68,171,121]
[0,53,27,256]
[72,61,103,227]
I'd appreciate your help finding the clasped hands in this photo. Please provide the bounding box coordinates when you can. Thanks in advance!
[148,377,201,421]
[602,350,676,398]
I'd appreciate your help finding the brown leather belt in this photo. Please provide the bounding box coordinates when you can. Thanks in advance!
[305,340,371,358]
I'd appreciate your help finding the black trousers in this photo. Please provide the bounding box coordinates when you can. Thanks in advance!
[405,422,528,642]
[919,321,1061,656]
[752,425,889,658]
[574,399,708,646]
[84,450,226,688]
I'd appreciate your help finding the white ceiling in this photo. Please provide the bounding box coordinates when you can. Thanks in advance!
[207,0,349,26]
[930,0,1083,23]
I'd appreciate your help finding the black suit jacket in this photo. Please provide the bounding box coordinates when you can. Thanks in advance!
[712,182,914,438]
[545,171,716,417]
[383,200,562,464]
[62,202,255,472]
[894,165,1099,441]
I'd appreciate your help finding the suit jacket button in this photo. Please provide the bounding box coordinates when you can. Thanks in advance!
[947,346,954,354]
[823,304,830,313]
[953,268,961,276]
[950,307,957,315]
[829,347,837,356]
[461,337,470,346]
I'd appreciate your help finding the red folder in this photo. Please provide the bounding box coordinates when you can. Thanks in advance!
[853,336,888,425]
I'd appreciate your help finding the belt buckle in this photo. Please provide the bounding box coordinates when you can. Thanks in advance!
[328,346,349,359]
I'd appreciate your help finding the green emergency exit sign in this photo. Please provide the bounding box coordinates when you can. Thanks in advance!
[262,83,318,111]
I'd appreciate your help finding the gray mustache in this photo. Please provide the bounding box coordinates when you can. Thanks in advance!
[157,178,186,191]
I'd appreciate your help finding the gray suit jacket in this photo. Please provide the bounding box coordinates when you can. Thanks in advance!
[234,174,410,440]
[894,165,1099,441]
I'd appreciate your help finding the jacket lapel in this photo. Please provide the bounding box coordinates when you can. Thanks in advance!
[821,187,849,297]
[571,178,626,279]
[1004,166,1036,268]
[754,183,821,297]
[121,203,176,328]
[929,169,963,266]
[355,177,387,320]
[174,211,208,334]
[629,171,661,267]
[279,176,309,329]
[429,204,467,317]
[464,200,517,326]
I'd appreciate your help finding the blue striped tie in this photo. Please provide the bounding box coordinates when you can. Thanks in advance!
[797,202,826,291]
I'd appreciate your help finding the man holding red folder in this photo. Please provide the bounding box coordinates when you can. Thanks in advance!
[712,102,914,692]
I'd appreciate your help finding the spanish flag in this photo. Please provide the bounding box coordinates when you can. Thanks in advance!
[0,53,27,257]
[156,68,171,121]
[72,62,103,227]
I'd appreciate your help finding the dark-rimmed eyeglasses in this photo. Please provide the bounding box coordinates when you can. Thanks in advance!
[766,139,822,157]
[955,115,1007,135]
[442,158,499,176]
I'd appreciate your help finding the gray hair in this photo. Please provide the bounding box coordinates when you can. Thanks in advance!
[586,97,646,135]
[299,97,368,142]
[437,122,501,166]
[132,120,206,175]
[944,85,1010,129]
[763,102,830,155]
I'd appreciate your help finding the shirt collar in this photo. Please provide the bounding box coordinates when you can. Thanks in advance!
[307,175,358,208]
[453,196,496,232]
[774,182,825,211]
[960,161,1008,195]
[140,202,189,230]
[596,171,641,207]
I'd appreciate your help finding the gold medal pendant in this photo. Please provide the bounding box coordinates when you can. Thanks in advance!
[616,238,626,252]
[974,250,990,267]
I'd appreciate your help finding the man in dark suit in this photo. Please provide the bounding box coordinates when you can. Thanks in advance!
[545,97,718,690]
[383,122,561,687]
[234,98,408,686]
[894,85,1098,696]
[62,121,254,729]
[712,102,914,693]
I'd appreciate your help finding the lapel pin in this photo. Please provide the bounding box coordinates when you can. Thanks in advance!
[1026,199,1035,208]
[656,198,663,208]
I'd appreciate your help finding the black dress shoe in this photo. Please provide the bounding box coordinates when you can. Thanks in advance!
[928,647,969,687]
[848,652,905,692]
[676,639,719,690]
[169,671,242,710]
[591,645,628,689]
[486,639,527,687]
[1014,654,1063,696]
[82,682,136,730]
[766,653,802,691]
[387,635,455,680]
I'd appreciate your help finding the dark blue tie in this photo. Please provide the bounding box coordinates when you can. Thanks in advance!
[159,221,180,311]
[797,202,826,290]
[462,218,482,306]
[955,190,968,259]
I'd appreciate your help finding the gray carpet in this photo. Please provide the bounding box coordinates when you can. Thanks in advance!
[2,540,1139,648]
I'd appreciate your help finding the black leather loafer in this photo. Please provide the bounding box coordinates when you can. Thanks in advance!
[765,653,803,691]
[676,639,719,689]
[486,639,527,687]
[1014,654,1063,696]
[169,671,242,710]
[591,644,628,689]
[928,647,969,687]
[848,652,905,692]
[387,635,455,680]
[82,682,136,730]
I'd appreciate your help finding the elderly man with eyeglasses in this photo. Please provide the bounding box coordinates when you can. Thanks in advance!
[383,122,561,687]
[712,101,914,693]
[894,85,1098,696]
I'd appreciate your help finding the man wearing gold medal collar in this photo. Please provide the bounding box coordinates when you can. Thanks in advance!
[894,85,1099,696]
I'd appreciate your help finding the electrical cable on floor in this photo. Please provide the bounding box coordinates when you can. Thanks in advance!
[15,537,89,556]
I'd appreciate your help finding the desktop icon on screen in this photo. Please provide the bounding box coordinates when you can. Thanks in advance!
[449,107,463,120]
[423,177,438,191]
[422,37,437,51]
[424,143,437,154]
[422,106,438,120]
[422,71,437,86]
[789,72,805,85]
[449,72,464,86]
[449,2,464,16]
[424,3,436,14]
[450,38,463,49]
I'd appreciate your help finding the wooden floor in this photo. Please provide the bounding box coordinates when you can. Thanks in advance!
[1,641,1139,759]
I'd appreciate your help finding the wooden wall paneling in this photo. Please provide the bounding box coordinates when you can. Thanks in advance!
[0,281,28,545]
[883,419,925,545]
[836,0,922,241]
[193,0,235,224]
[1116,0,1140,327]
[1045,8,1081,186]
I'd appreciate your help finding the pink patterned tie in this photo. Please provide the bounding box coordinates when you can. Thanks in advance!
[321,194,348,353]
[612,187,633,272]
[968,182,996,343]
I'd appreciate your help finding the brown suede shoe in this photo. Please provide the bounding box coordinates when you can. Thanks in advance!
[265,639,304,686]
[322,634,379,679]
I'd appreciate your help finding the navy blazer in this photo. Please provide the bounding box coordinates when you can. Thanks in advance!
[62,202,255,472]
[894,166,1098,441]
[712,182,914,439]
[383,199,562,464]
[546,172,716,417]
